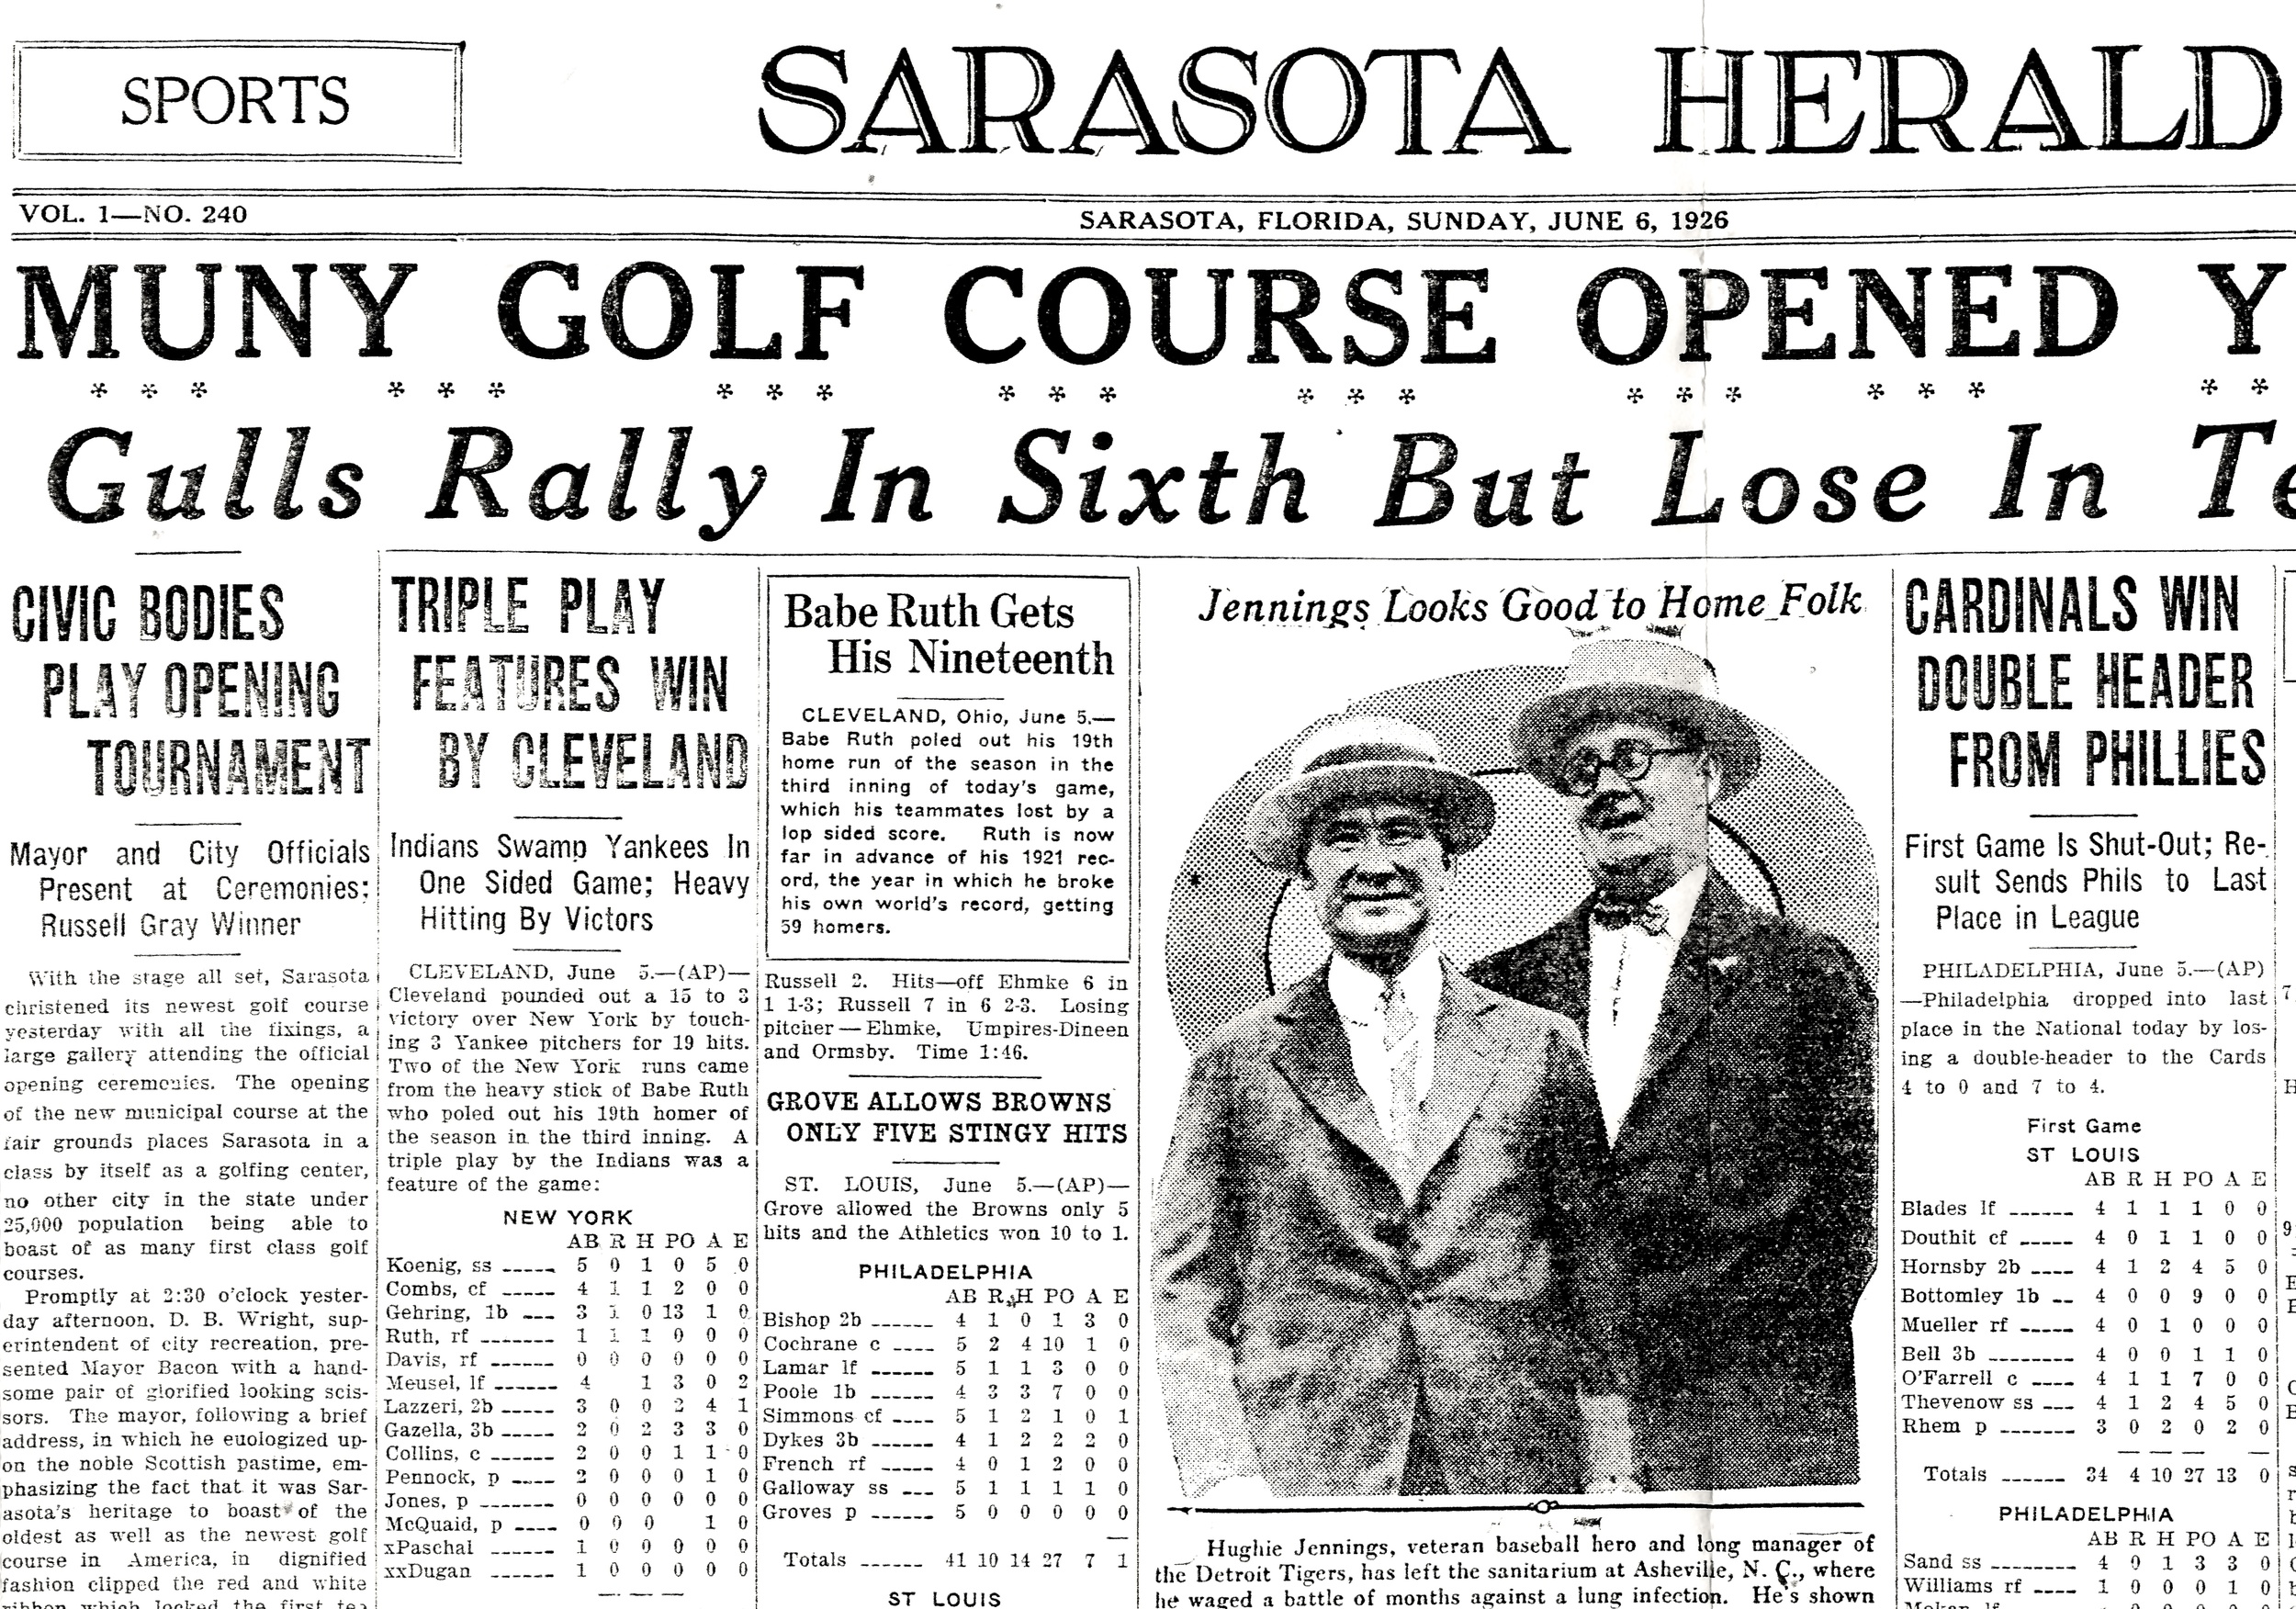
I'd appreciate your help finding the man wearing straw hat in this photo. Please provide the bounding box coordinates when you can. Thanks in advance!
[1469,638,1877,1490]
[1155,717,1635,1499]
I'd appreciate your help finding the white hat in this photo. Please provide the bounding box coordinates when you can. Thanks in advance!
[1514,637,1762,802]
[1245,717,1495,874]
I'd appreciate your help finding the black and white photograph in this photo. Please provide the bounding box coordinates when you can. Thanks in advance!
[1158,635,1879,1497]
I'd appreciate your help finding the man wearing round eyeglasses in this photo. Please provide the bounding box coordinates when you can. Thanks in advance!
[1469,638,1876,1491]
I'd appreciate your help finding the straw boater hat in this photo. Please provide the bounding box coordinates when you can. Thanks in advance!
[1514,637,1763,804]
[1246,717,1495,874]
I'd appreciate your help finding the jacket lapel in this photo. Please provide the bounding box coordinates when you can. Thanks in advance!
[1266,971,1409,1196]
[1404,966,1507,1200]
[1615,874,1757,1158]
[1530,901,1595,1039]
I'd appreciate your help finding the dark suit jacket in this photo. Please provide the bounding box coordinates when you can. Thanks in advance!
[1469,875,1876,1490]
[1154,962,1623,1497]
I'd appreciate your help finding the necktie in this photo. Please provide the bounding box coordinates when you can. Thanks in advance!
[1591,897,1669,934]
[1382,983,1420,1164]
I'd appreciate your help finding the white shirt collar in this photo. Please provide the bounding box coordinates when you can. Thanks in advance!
[1646,864,1706,937]
[1328,943,1444,1025]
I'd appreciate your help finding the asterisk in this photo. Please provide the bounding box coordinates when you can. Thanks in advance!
[1347,388,1364,404]
[1673,387,1692,403]
[490,381,506,398]
[1968,381,1986,398]
[1099,386,1116,402]
[141,383,156,399]
[1049,386,1066,402]
[1298,388,1314,403]
[90,383,107,398]
[1626,388,1643,403]
[190,381,208,398]
[437,381,454,398]
[996,385,1014,400]
[1725,386,1741,402]
[388,380,405,397]
[816,383,833,400]
[766,384,782,399]
[1919,382,1935,398]
[2254,377,2271,394]
[716,383,733,399]
[1399,388,1416,404]
[1866,383,1885,399]
[2201,378,2219,394]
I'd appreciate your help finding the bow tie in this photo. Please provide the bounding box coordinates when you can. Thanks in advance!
[1592,898,1669,935]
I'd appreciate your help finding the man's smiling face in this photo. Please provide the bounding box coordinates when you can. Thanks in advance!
[1302,800,1452,971]
[1563,720,1714,896]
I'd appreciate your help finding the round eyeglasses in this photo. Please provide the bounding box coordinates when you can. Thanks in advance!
[1556,740,1700,796]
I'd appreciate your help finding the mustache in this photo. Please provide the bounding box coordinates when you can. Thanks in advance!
[1581,790,1646,829]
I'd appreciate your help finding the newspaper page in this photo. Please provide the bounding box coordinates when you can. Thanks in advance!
[4,4,2291,1609]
